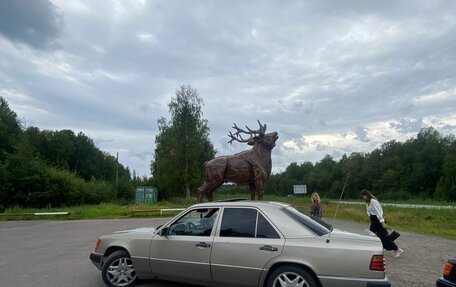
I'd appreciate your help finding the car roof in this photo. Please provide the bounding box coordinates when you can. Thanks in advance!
[190,200,291,209]
[187,200,321,237]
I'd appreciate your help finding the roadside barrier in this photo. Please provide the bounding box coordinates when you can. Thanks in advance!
[131,209,160,214]
[132,208,185,216]
[329,201,456,210]
[0,212,70,217]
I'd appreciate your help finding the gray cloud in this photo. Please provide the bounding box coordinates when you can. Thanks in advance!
[2,0,456,176]
[390,118,423,134]
[354,126,371,143]
[0,0,64,50]
[442,124,456,133]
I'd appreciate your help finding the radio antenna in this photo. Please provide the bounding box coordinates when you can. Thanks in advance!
[326,172,350,244]
[333,172,350,221]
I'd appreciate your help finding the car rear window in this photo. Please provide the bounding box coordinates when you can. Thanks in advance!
[282,206,332,236]
[257,212,280,239]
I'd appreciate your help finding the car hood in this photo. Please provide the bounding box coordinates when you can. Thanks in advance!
[112,227,157,235]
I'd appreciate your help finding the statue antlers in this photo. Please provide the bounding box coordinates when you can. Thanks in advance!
[228,120,267,145]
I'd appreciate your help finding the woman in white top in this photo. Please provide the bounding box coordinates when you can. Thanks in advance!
[361,189,403,257]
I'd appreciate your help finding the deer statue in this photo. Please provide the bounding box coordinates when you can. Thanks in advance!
[197,120,279,202]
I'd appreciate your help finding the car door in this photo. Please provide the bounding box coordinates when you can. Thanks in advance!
[211,207,285,286]
[149,208,219,283]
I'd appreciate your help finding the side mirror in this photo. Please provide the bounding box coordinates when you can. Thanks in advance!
[159,227,169,236]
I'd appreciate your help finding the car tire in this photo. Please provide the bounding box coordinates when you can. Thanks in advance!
[267,265,318,287]
[102,250,138,287]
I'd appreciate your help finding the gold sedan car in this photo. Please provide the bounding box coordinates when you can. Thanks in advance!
[90,200,390,287]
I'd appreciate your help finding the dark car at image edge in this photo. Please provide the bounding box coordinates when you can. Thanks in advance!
[437,258,456,287]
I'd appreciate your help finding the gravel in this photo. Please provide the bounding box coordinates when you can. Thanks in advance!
[1,218,454,287]
[328,219,456,287]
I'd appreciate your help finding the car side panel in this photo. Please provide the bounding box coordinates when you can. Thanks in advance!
[258,236,386,286]
[288,237,383,278]
[131,256,153,279]
[149,234,213,282]
[211,237,285,286]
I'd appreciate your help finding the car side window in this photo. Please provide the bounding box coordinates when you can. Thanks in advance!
[220,208,257,238]
[168,208,219,236]
[220,208,281,238]
[256,213,280,239]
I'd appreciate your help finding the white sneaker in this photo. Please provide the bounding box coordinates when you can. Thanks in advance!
[395,248,404,258]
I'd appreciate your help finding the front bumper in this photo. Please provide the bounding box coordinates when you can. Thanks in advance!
[89,252,103,270]
[437,277,456,287]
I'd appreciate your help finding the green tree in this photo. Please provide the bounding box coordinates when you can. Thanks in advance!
[265,128,454,201]
[435,140,456,201]
[2,135,49,207]
[0,97,22,161]
[0,97,135,207]
[406,127,444,196]
[311,155,338,196]
[151,85,215,199]
[0,97,23,210]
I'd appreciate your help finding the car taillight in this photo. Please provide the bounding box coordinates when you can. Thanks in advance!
[443,261,453,277]
[370,255,385,271]
[95,239,101,251]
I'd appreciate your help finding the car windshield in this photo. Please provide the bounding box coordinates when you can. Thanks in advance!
[281,206,332,236]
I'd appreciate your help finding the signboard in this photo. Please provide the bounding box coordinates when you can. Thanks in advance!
[293,185,307,195]
[135,186,158,204]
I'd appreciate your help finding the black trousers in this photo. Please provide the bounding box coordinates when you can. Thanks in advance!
[369,215,398,251]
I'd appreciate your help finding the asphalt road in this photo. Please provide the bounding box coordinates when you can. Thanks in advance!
[0,218,178,287]
[1,218,455,287]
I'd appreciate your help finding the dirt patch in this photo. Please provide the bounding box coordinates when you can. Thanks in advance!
[330,219,456,286]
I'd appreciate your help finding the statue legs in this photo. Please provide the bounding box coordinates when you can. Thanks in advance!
[197,187,205,203]
[249,183,256,200]
[255,179,265,201]
[197,181,221,203]
[251,165,266,201]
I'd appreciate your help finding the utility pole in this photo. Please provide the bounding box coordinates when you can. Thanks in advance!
[185,115,190,199]
[116,152,119,198]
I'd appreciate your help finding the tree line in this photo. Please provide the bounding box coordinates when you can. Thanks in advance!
[2,85,455,209]
[264,127,456,201]
[0,97,134,210]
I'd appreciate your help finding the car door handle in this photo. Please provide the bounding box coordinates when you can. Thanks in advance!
[259,245,278,252]
[196,242,211,248]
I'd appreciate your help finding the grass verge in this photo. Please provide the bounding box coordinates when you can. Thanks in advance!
[2,194,455,239]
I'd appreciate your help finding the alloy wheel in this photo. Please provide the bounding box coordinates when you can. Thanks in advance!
[272,271,310,287]
[106,257,137,287]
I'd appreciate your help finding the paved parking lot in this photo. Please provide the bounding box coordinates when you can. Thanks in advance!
[0,218,178,287]
[1,218,455,287]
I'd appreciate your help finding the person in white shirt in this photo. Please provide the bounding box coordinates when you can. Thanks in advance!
[361,189,403,258]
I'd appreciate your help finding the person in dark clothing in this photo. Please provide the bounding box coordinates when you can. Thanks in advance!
[361,189,403,257]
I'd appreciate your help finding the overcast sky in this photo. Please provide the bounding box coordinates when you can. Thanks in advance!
[1,0,456,177]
